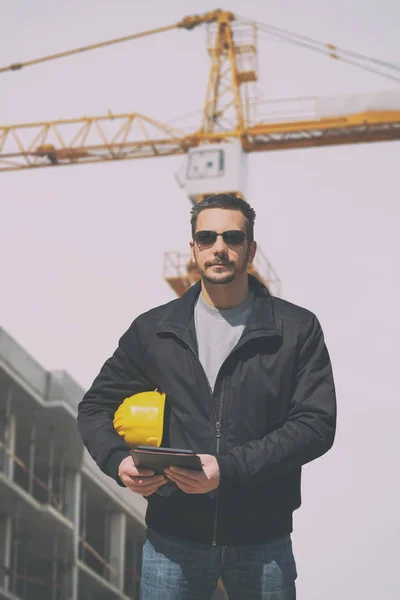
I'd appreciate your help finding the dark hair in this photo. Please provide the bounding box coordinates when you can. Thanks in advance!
[190,194,256,241]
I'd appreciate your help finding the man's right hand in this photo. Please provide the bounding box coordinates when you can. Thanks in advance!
[118,456,167,497]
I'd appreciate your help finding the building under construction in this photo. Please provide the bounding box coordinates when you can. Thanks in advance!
[0,328,228,600]
[0,327,147,600]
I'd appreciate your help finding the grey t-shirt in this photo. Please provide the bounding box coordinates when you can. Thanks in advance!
[157,291,253,498]
[194,291,254,391]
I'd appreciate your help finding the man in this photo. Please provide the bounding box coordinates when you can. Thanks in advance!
[77,193,336,599]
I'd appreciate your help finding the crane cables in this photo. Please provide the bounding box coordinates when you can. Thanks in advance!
[237,15,400,84]
[1,11,399,85]
[0,22,178,74]
[0,9,226,75]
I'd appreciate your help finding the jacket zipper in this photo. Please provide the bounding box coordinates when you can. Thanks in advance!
[187,343,223,547]
[162,330,223,545]
[161,328,278,547]
[183,340,223,547]
[212,420,221,546]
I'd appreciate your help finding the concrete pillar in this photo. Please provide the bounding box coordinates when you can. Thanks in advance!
[51,536,59,600]
[64,470,80,526]
[28,421,36,495]
[7,414,16,481]
[64,470,81,600]
[131,530,144,600]
[58,451,65,513]
[10,509,20,596]
[0,514,12,591]
[48,427,55,506]
[109,511,126,592]
[2,387,16,481]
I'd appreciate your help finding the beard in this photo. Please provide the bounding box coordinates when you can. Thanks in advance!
[195,250,250,285]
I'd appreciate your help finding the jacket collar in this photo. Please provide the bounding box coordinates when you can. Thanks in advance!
[156,275,283,342]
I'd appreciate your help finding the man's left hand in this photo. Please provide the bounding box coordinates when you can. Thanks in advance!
[165,454,220,494]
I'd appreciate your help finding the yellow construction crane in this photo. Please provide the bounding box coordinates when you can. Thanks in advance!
[1,9,400,297]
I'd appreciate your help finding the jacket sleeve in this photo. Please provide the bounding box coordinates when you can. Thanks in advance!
[77,322,154,485]
[217,315,337,485]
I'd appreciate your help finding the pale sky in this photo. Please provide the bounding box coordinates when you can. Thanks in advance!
[1,1,399,598]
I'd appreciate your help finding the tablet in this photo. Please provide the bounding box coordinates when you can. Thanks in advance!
[131,446,202,473]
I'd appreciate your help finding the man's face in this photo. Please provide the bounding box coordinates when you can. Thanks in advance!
[190,208,256,285]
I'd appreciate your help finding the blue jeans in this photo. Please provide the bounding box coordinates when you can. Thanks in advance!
[140,529,297,600]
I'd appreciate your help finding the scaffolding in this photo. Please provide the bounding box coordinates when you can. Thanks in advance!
[163,247,281,298]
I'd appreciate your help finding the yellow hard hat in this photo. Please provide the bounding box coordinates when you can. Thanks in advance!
[113,390,166,448]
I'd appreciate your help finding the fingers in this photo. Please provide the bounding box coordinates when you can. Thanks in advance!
[135,468,156,477]
[169,480,198,494]
[129,474,166,486]
[118,457,168,496]
[118,457,155,479]
[165,470,200,494]
[130,476,166,490]
[165,467,202,484]
[126,464,155,477]
[121,474,167,495]
[142,481,168,497]
[141,479,168,496]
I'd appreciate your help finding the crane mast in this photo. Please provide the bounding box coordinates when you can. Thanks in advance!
[202,10,249,133]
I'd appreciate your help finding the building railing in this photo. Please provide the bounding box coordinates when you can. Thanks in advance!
[0,439,63,512]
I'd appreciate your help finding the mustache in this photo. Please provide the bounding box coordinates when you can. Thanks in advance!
[205,259,235,268]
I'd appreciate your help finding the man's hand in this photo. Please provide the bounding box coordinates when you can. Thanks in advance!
[118,456,167,497]
[165,454,220,494]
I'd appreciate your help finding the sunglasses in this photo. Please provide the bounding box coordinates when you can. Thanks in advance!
[194,230,248,246]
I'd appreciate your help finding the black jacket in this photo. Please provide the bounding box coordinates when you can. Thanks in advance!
[77,276,336,545]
